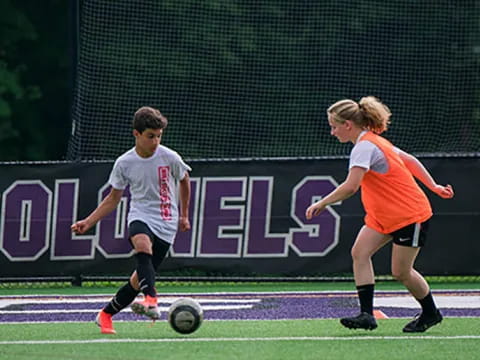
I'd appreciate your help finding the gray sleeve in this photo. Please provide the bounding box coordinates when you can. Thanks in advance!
[349,141,376,170]
[170,152,192,181]
[108,159,128,190]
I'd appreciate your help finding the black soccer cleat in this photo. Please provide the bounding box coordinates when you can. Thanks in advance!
[340,312,378,330]
[402,310,443,333]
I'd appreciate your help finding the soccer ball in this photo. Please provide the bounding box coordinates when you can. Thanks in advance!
[167,298,203,334]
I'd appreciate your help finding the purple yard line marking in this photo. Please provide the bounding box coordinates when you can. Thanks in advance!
[0,290,479,323]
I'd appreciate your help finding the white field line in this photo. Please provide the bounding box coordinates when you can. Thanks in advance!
[374,296,480,309]
[2,293,478,311]
[1,289,478,299]
[0,297,260,306]
[0,304,254,314]
[1,335,480,345]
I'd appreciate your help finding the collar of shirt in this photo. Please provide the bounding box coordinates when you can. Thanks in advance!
[354,130,369,144]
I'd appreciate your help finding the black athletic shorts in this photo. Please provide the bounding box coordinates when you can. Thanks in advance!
[389,220,430,248]
[128,220,171,270]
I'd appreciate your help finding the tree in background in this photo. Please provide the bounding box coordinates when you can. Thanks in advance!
[68,1,480,160]
[0,0,69,161]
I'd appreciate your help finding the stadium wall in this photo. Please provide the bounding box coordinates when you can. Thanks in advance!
[0,158,478,278]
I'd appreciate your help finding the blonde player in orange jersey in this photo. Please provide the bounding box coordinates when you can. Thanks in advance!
[306,96,454,333]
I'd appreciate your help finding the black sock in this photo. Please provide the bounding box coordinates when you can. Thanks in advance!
[357,284,375,315]
[418,291,437,316]
[104,281,139,315]
[135,252,156,297]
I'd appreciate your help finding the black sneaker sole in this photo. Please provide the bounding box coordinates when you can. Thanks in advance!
[340,318,378,330]
[402,314,443,333]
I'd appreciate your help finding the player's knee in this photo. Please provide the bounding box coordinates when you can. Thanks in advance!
[391,267,410,282]
[350,246,358,260]
[350,246,369,263]
[131,234,153,254]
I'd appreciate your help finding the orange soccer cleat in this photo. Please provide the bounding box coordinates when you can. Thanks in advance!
[131,295,160,320]
[95,310,116,334]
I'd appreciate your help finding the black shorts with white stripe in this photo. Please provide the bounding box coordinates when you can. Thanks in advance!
[128,220,171,270]
[390,220,430,248]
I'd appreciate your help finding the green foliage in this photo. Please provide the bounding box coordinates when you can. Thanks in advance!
[0,0,69,161]
[69,0,480,160]
[1,1,479,160]
[0,1,38,156]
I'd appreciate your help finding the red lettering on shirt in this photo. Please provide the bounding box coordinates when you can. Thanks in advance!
[158,166,172,220]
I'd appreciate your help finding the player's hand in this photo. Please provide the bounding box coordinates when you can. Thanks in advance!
[433,184,454,199]
[305,202,326,220]
[71,220,90,234]
[178,216,191,232]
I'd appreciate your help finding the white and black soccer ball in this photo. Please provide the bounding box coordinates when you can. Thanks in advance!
[167,298,203,334]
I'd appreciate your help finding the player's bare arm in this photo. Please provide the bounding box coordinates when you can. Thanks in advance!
[71,188,124,234]
[178,172,191,232]
[398,150,454,199]
[306,166,366,219]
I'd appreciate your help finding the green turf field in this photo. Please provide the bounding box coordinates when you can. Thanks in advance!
[1,319,479,360]
[1,279,479,295]
[0,282,479,360]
